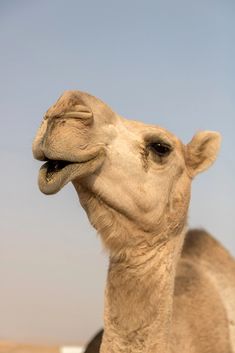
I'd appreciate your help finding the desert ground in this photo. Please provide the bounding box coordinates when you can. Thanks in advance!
[0,341,59,353]
[0,342,84,353]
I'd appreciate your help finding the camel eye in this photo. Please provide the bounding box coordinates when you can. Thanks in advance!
[149,142,172,157]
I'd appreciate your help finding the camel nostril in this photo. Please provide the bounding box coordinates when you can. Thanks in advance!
[63,111,93,124]
[62,105,94,125]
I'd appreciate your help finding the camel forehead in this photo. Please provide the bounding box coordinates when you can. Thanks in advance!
[120,118,182,146]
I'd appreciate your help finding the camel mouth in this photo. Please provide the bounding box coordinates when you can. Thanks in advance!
[38,150,105,195]
[38,159,81,195]
[45,159,75,179]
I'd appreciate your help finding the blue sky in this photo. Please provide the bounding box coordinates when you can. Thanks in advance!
[0,0,234,345]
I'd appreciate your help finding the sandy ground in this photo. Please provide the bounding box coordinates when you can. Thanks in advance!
[0,342,84,353]
[0,342,60,353]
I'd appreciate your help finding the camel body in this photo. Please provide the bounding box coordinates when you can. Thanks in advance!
[172,229,235,353]
[33,91,235,353]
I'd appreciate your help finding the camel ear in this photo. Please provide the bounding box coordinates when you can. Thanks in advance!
[186,131,221,177]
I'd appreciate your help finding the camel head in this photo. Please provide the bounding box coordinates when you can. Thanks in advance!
[33,91,221,253]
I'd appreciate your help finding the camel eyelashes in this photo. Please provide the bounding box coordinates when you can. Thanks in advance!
[148,141,172,157]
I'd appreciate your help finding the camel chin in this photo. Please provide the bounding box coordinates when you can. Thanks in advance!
[38,150,105,195]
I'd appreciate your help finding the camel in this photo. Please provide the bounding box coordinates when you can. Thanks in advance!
[33,90,235,353]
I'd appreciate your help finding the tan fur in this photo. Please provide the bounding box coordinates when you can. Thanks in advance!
[33,91,234,353]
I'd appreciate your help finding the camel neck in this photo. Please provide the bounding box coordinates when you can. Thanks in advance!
[100,231,185,353]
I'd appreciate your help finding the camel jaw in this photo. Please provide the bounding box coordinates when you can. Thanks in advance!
[38,150,105,195]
